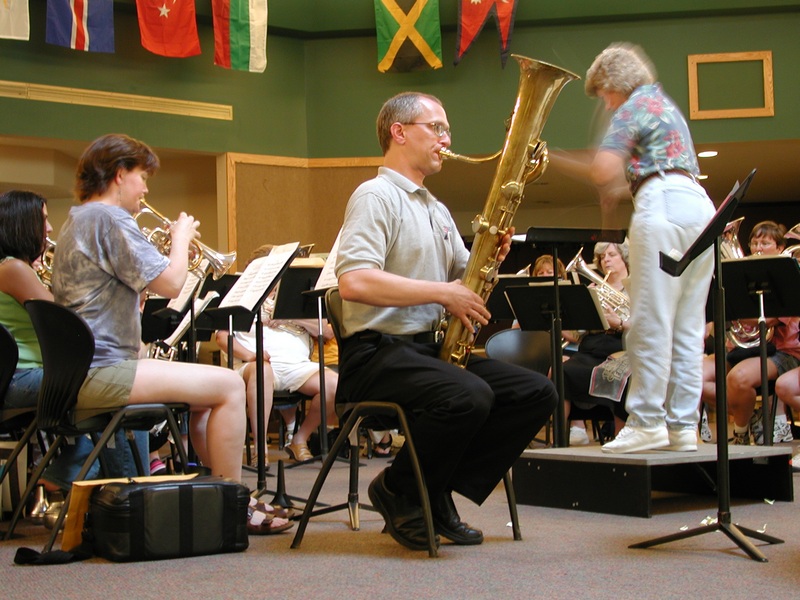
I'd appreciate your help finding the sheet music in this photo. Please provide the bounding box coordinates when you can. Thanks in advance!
[162,291,220,347]
[315,229,341,290]
[219,242,299,310]
[166,258,209,311]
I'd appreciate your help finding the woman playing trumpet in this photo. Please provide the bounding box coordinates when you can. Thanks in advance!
[52,134,290,535]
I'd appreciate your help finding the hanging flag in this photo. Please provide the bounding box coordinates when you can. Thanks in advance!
[46,0,115,53]
[0,0,29,40]
[455,0,519,66]
[212,0,268,73]
[374,0,442,73]
[136,0,201,58]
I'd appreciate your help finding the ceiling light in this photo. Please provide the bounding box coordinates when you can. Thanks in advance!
[698,150,718,158]
[697,174,708,180]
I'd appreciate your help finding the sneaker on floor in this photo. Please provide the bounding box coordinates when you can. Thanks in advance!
[773,417,794,443]
[568,425,590,446]
[665,428,699,451]
[149,458,167,476]
[699,411,713,443]
[732,429,750,445]
[601,425,669,454]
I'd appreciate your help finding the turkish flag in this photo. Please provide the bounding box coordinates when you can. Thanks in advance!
[136,0,201,58]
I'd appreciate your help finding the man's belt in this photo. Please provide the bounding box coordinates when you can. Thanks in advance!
[392,331,443,344]
[631,169,695,196]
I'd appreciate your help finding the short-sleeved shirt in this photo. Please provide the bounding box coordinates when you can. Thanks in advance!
[335,167,469,337]
[52,202,169,367]
[599,83,699,187]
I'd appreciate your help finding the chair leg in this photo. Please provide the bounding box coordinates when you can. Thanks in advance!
[0,419,37,495]
[393,408,437,558]
[347,427,361,530]
[503,470,522,541]
[3,435,65,541]
[291,410,362,549]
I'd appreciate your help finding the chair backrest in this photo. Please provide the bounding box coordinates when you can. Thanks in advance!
[24,300,95,430]
[325,287,345,348]
[484,328,552,376]
[0,324,19,404]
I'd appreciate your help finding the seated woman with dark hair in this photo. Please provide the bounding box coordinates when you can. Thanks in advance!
[562,242,630,445]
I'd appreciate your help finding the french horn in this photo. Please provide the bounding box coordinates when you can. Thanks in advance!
[135,199,236,280]
[35,236,57,289]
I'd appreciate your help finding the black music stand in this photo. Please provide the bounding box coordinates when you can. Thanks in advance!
[520,227,626,446]
[198,248,300,499]
[722,255,800,445]
[631,169,783,562]
[269,266,333,464]
[504,283,608,447]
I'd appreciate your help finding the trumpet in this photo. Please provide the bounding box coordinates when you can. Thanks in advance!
[135,199,236,280]
[566,247,630,322]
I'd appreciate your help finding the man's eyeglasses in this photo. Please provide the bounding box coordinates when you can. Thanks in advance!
[402,122,451,138]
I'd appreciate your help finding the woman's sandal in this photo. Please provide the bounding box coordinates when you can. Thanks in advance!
[252,498,294,520]
[373,434,393,457]
[247,498,294,535]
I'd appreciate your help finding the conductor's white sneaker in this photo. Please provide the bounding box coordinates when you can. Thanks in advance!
[664,428,698,452]
[601,425,669,454]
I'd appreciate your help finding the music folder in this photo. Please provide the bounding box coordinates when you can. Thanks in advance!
[198,241,301,332]
[487,275,552,321]
[504,282,609,332]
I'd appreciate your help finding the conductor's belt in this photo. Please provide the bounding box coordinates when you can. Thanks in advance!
[631,169,696,196]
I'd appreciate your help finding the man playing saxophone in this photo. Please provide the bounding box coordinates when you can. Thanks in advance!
[335,92,557,551]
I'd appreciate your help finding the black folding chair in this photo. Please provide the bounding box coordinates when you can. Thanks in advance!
[3,300,191,552]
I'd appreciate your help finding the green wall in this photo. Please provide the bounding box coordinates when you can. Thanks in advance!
[1,2,798,157]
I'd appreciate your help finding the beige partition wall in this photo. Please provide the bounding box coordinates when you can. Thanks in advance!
[220,153,381,270]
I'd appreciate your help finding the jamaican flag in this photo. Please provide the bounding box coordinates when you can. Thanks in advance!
[374,0,442,73]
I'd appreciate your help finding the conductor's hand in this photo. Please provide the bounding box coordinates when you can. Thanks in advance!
[443,280,490,331]
[170,212,201,247]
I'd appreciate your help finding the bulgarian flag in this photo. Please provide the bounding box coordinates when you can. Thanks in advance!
[212,0,268,73]
[136,0,201,58]
[46,0,115,53]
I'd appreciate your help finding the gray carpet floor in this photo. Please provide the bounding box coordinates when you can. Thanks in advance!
[2,441,800,599]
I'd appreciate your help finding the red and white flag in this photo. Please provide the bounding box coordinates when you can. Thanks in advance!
[136,0,201,58]
[455,0,518,66]
[0,0,30,41]
[212,0,268,72]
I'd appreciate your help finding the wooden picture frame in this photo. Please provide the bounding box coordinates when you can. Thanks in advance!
[687,51,774,120]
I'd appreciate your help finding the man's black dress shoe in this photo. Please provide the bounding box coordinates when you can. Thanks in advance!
[368,469,439,551]
[433,492,484,545]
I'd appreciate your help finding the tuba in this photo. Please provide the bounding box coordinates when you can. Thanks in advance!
[438,55,579,367]
[565,247,630,322]
[135,199,236,280]
[720,217,773,348]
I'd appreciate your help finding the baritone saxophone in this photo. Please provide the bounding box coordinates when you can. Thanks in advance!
[438,55,579,367]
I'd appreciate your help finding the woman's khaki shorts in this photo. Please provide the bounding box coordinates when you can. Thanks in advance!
[76,360,138,411]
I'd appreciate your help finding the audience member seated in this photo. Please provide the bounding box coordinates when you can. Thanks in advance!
[216,244,338,465]
[562,242,630,444]
[700,221,799,445]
